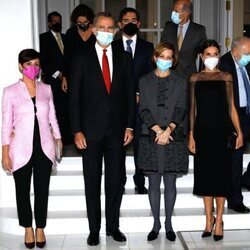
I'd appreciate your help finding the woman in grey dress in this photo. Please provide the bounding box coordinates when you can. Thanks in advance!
[138,42,189,242]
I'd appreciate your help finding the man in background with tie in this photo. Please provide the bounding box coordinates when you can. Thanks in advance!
[40,11,71,144]
[113,7,154,194]
[69,12,136,246]
[161,0,207,80]
[219,36,250,213]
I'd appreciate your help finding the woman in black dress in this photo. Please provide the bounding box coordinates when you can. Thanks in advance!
[188,40,243,241]
[61,4,96,92]
[139,42,189,242]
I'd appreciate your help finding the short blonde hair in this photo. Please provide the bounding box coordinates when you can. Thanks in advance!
[153,42,177,66]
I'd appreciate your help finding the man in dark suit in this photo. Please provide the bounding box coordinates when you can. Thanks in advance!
[69,12,136,246]
[40,11,71,144]
[161,0,207,80]
[113,7,154,194]
[219,36,250,213]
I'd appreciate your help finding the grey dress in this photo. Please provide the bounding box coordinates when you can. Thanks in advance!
[138,70,189,174]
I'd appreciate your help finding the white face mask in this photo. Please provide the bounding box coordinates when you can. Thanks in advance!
[204,57,219,70]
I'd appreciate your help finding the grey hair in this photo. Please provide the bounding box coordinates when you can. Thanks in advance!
[231,36,250,49]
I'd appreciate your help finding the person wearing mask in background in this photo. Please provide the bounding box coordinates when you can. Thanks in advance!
[1,49,62,249]
[161,0,207,139]
[40,11,71,145]
[219,36,250,213]
[161,0,207,80]
[69,12,136,246]
[113,7,154,194]
[138,42,188,242]
[189,40,243,241]
[61,3,96,92]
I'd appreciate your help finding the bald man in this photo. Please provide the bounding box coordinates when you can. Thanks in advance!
[161,0,207,80]
[219,36,250,213]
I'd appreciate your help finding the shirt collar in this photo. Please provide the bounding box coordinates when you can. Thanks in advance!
[179,19,190,29]
[122,34,137,44]
[95,42,112,53]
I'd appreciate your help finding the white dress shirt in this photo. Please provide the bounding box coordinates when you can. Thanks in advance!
[122,34,137,58]
[95,42,113,81]
[178,19,190,39]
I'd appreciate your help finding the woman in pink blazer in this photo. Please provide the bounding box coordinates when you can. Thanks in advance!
[1,49,62,249]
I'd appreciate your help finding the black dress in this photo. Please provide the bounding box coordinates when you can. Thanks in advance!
[189,72,233,197]
[63,27,96,79]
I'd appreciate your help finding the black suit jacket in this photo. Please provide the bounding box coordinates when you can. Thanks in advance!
[69,44,136,141]
[39,30,66,84]
[112,37,154,93]
[219,51,250,113]
[161,21,207,79]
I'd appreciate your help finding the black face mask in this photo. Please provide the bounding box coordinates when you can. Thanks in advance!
[51,23,62,33]
[123,23,138,37]
[78,22,90,32]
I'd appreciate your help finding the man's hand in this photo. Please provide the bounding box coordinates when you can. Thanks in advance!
[74,132,87,149]
[61,77,68,93]
[124,129,133,146]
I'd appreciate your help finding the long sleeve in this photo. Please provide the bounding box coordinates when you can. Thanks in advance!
[48,85,61,139]
[189,75,196,132]
[139,76,157,128]
[172,78,187,125]
[1,88,13,145]
[68,54,84,134]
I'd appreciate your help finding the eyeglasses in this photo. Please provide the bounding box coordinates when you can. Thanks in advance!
[121,18,138,25]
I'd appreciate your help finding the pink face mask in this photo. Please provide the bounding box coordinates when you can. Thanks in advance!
[22,65,40,80]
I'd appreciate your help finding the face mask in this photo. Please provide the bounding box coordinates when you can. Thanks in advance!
[78,22,90,32]
[22,65,40,80]
[156,58,173,72]
[123,23,138,37]
[238,54,250,67]
[204,57,219,70]
[51,23,62,33]
[96,31,114,46]
[171,11,181,25]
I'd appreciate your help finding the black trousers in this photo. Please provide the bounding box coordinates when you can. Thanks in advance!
[228,108,250,206]
[82,129,126,233]
[13,149,52,228]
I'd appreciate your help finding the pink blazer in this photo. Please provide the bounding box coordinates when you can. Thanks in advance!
[1,80,61,172]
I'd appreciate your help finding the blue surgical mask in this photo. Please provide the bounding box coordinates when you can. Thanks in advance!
[156,58,173,72]
[238,54,250,67]
[96,31,114,46]
[171,11,181,25]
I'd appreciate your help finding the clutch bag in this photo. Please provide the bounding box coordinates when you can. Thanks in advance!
[55,140,62,162]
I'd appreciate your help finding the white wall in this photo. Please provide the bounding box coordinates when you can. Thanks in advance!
[38,0,71,35]
[0,0,39,209]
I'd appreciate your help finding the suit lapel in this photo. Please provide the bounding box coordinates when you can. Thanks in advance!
[90,47,109,94]
[48,31,63,55]
[179,22,193,52]
[111,46,120,93]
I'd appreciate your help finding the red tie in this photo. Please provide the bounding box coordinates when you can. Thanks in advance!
[102,49,111,94]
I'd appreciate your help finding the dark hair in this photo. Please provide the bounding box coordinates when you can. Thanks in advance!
[18,49,40,65]
[95,12,115,24]
[118,7,140,22]
[47,11,62,22]
[153,42,177,66]
[70,4,95,25]
[199,39,220,54]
